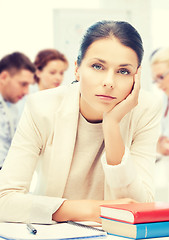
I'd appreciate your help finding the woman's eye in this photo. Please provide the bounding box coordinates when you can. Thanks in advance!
[118,69,130,75]
[92,64,103,70]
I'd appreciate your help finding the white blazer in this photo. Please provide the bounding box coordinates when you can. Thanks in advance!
[0,83,162,223]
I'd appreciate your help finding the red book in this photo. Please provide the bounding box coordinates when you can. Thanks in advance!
[100,202,169,224]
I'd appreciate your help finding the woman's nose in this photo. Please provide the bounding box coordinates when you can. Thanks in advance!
[103,72,115,89]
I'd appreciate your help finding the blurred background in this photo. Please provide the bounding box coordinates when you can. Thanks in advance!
[1,0,169,201]
[0,0,169,90]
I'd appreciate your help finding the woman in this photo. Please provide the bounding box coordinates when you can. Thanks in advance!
[33,49,68,91]
[150,47,169,156]
[0,20,161,224]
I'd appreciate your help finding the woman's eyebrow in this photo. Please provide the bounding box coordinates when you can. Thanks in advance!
[119,64,135,69]
[91,58,106,63]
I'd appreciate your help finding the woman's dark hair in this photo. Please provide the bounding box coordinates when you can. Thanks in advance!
[77,20,144,67]
[34,49,68,83]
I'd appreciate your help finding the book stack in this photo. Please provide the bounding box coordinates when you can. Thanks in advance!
[100,202,169,239]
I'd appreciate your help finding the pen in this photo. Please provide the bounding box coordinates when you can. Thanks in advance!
[26,223,37,235]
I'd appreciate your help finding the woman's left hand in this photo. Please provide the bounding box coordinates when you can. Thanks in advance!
[104,67,141,124]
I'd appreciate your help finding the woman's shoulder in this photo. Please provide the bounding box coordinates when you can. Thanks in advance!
[28,84,72,101]
[26,83,79,113]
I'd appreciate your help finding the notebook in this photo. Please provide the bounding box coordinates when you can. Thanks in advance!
[0,221,107,240]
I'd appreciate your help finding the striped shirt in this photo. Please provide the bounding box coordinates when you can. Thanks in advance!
[0,94,18,168]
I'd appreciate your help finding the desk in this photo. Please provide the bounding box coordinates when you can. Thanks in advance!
[105,235,169,240]
[0,222,169,240]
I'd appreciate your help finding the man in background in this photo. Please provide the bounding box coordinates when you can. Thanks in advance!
[0,52,36,169]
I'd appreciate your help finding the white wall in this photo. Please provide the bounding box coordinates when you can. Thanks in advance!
[0,0,53,60]
[150,0,169,50]
[0,0,100,60]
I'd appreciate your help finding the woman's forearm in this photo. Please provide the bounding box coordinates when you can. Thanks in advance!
[103,120,125,165]
[52,198,137,223]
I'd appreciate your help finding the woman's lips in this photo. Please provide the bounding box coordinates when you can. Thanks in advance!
[96,94,117,101]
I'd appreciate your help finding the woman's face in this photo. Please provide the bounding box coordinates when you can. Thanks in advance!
[76,37,138,122]
[37,60,67,90]
[151,62,169,96]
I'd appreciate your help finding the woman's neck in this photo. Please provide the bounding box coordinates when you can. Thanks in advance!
[79,98,103,123]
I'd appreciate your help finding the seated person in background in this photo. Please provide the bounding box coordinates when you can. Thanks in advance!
[33,49,68,91]
[150,47,169,157]
[0,20,161,224]
[17,49,68,121]
[0,52,35,169]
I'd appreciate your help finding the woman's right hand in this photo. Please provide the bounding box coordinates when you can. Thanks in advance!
[52,198,137,223]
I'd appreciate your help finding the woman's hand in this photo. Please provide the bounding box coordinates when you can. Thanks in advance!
[104,68,141,124]
[102,68,141,165]
[52,198,138,223]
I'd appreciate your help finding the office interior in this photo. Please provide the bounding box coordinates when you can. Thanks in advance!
[0,0,169,202]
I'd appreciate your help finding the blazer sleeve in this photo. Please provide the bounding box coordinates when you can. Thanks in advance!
[0,98,65,224]
[101,94,162,202]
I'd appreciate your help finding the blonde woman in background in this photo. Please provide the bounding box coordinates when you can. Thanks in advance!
[151,47,169,157]
[33,49,69,91]
[150,47,169,202]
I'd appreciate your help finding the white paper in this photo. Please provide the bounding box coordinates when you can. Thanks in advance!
[0,222,107,240]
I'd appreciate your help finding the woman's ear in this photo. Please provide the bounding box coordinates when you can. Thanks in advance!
[35,69,41,79]
[74,61,80,81]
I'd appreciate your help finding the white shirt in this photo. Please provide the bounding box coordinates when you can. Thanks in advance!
[63,113,104,199]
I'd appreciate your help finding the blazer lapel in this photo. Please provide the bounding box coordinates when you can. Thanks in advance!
[46,84,80,197]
